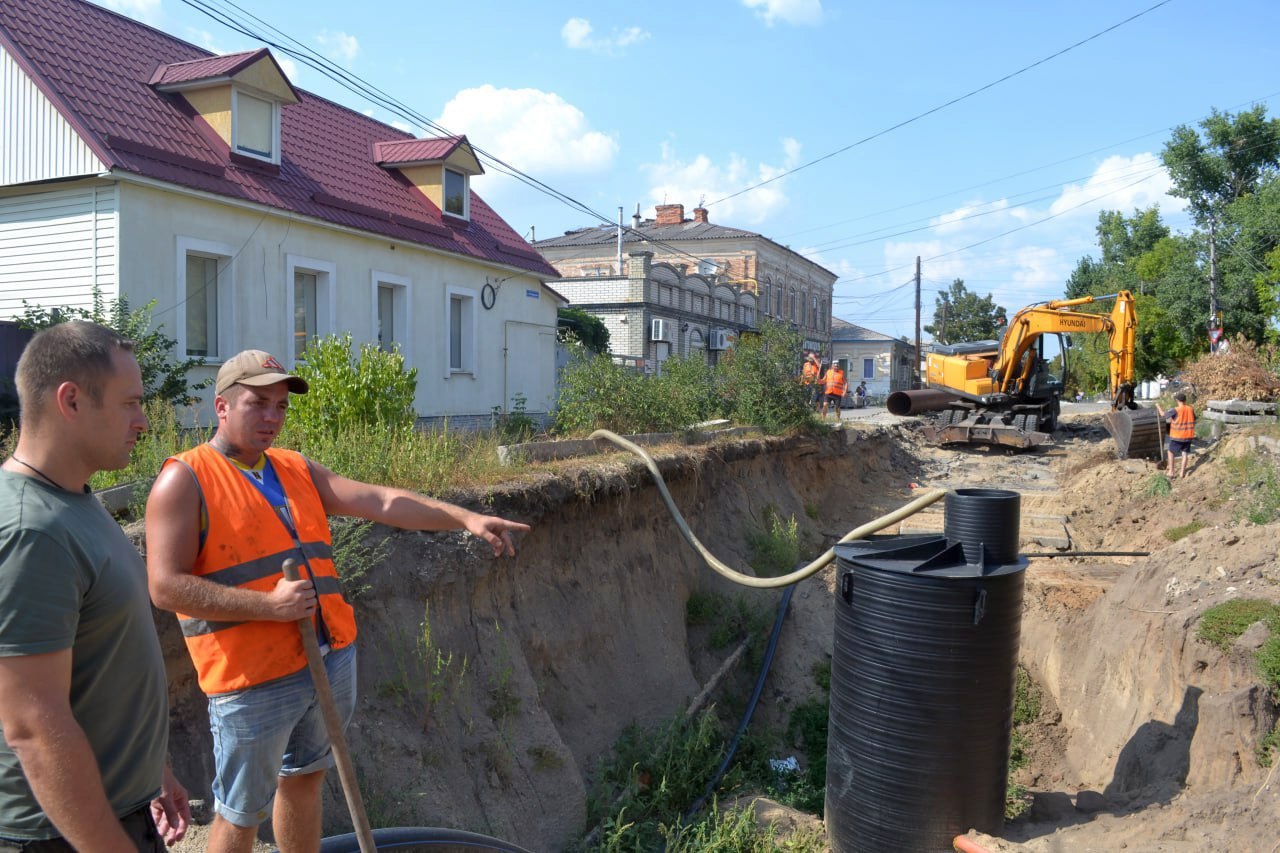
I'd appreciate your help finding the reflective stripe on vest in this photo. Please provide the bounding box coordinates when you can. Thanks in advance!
[1169,404,1195,440]
[824,369,847,397]
[168,444,357,695]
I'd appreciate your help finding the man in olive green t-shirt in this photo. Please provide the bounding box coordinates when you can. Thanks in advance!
[0,321,188,850]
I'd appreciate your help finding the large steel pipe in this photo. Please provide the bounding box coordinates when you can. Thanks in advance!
[886,388,960,416]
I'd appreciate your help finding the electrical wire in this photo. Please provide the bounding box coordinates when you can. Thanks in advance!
[708,1,1175,208]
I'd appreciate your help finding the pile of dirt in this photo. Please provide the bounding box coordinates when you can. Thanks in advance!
[1176,336,1280,402]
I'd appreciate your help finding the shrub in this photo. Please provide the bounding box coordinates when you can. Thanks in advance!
[1198,599,1280,652]
[288,334,417,439]
[1164,520,1204,542]
[19,291,209,406]
[716,319,814,433]
[555,349,715,435]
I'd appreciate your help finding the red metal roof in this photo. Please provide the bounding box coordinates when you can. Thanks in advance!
[148,49,267,87]
[0,0,557,278]
[373,137,466,166]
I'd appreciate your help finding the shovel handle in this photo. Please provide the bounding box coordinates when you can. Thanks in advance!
[282,558,376,853]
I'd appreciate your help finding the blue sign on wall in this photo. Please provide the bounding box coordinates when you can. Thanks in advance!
[526,289,540,299]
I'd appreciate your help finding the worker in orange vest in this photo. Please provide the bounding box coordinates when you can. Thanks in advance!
[820,359,848,420]
[1156,391,1196,478]
[800,352,821,408]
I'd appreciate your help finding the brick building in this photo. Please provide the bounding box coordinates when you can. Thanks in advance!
[534,203,835,370]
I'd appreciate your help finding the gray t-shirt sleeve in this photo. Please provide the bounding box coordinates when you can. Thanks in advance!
[0,529,81,657]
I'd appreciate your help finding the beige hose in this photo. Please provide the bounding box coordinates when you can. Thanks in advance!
[589,429,948,589]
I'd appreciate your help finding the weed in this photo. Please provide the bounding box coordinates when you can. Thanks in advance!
[659,801,826,852]
[584,710,727,850]
[376,618,426,707]
[708,596,772,652]
[480,740,515,789]
[1142,473,1172,498]
[1013,665,1042,725]
[1197,599,1279,652]
[1006,666,1042,819]
[1005,782,1032,819]
[1258,721,1280,768]
[527,745,564,771]
[685,591,718,626]
[421,605,467,733]
[329,517,389,600]
[1222,454,1280,524]
[811,660,831,692]
[803,501,820,520]
[485,622,521,726]
[747,507,801,578]
[1163,520,1205,542]
[492,392,538,443]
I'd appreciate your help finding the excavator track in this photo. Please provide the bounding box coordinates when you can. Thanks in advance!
[1103,407,1163,460]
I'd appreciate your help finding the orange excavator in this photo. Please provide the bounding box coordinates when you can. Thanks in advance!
[889,291,1162,458]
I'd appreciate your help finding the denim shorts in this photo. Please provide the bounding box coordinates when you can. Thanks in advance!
[207,643,357,827]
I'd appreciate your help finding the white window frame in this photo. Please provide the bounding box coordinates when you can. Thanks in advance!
[230,88,281,164]
[176,236,236,362]
[444,284,478,377]
[442,168,469,220]
[370,271,411,363]
[285,255,336,364]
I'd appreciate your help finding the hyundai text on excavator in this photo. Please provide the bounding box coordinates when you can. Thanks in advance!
[887,291,1163,458]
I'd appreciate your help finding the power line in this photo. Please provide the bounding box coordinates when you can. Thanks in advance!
[708,0,1175,208]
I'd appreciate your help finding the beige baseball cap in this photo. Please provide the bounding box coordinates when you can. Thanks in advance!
[215,350,309,396]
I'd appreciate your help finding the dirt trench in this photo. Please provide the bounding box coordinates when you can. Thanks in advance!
[157,417,1280,852]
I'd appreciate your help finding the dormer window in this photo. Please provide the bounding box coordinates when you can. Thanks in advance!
[443,168,468,218]
[233,90,278,162]
[150,48,298,168]
[373,135,483,223]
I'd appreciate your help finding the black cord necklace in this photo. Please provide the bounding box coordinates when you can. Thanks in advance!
[8,456,73,492]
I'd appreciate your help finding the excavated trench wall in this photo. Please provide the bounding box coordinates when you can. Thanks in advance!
[156,429,914,851]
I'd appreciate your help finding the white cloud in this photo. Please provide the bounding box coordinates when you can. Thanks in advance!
[741,0,824,27]
[436,85,617,175]
[315,30,359,65]
[100,0,161,23]
[1050,153,1179,219]
[561,17,650,54]
[389,120,413,134]
[276,56,299,83]
[642,138,802,226]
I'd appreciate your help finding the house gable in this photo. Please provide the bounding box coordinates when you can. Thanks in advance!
[0,42,106,186]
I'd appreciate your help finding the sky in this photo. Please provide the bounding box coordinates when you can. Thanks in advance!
[94,0,1280,341]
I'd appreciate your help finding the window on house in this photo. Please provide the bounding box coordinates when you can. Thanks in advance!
[764,284,771,315]
[863,358,875,379]
[233,90,277,161]
[294,271,317,360]
[445,286,477,374]
[377,286,395,350]
[185,254,220,357]
[811,296,818,328]
[443,168,468,218]
[698,258,716,276]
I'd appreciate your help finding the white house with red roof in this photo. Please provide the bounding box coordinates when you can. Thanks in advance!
[0,0,563,427]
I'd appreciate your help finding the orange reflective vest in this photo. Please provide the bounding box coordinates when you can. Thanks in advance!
[824,368,848,398]
[1168,403,1195,441]
[801,361,819,385]
[166,443,357,695]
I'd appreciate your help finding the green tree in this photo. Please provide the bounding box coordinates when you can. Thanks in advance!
[18,291,209,406]
[923,279,1006,344]
[557,307,610,354]
[1162,105,1280,225]
[715,319,812,433]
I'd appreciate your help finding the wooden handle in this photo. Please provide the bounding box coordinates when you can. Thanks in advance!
[282,558,377,853]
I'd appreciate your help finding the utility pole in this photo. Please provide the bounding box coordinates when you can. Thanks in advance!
[617,206,624,274]
[914,256,922,388]
[1207,219,1223,351]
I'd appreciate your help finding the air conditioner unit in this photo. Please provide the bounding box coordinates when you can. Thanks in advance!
[709,329,732,351]
[651,318,670,342]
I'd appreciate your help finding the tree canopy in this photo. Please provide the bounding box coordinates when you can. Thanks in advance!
[923,279,1006,344]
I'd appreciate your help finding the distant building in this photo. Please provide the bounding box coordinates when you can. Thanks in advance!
[830,318,916,396]
[534,203,834,371]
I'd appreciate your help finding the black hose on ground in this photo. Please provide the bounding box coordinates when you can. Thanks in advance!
[682,582,797,822]
[316,826,534,852]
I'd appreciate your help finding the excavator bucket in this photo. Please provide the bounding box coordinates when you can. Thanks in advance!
[920,421,1051,450]
[1103,407,1163,460]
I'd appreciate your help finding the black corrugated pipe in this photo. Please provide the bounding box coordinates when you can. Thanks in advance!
[886,388,960,416]
[826,488,1028,853]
